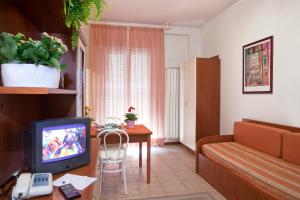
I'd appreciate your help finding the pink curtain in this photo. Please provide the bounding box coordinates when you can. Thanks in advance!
[88,25,165,145]
[129,28,165,145]
[89,25,129,120]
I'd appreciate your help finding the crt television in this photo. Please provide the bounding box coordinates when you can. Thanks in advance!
[25,118,91,174]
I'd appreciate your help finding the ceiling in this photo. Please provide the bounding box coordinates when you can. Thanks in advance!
[99,0,239,27]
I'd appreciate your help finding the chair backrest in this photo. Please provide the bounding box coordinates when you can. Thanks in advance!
[99,117,123,129]
[97,128,129,161]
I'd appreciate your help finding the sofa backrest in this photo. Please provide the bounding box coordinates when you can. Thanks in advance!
[282,132,300,165]
[233,121,289,157]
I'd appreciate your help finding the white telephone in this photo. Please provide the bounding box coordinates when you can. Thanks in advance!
[12,173,53,199]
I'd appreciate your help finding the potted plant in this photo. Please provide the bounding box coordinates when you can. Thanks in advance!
[63,0,106,49]
[0,32,68,88]
[124,107,138,128]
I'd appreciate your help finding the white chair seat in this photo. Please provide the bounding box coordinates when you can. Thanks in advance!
[100,144,126,162]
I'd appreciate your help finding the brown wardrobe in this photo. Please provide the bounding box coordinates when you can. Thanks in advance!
[180,56,220,150]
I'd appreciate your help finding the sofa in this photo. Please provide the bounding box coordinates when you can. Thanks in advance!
[196,120,300,200]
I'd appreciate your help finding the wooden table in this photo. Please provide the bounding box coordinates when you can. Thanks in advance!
[91,124,152,184]
[35,138,101,200]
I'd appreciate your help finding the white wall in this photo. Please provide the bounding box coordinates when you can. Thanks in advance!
[165,26,202,68]
[201,0,300,133]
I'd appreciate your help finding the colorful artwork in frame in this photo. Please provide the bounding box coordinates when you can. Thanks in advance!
[243,36,273,94]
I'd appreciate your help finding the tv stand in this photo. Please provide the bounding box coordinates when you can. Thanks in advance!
[35,138,100,200]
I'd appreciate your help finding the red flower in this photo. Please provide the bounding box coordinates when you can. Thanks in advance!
[128,106,135,112]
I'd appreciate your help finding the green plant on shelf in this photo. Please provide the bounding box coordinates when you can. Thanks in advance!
[0,32,68,71]
[63,0,106,50]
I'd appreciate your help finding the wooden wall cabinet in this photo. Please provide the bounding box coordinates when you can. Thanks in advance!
[180,56,220,150]
[0,0,85,186]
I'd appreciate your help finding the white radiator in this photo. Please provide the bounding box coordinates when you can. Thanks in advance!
[165,67,180,142]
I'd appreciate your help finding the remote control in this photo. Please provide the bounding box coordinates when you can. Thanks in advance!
[59,183,81,200]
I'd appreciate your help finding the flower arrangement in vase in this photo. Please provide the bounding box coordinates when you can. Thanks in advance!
[124,106,138,128]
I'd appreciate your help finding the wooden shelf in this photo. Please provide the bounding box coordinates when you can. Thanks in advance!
[0,87,77,94]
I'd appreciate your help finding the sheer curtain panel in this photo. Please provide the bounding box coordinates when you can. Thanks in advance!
[88,25,165,145]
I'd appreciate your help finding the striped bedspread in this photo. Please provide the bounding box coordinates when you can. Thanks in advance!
[202,142,300,200]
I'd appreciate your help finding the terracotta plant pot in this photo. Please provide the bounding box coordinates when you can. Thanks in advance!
[126,120,135,128]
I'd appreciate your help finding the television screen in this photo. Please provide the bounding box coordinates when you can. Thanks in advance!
[42,123,86,163]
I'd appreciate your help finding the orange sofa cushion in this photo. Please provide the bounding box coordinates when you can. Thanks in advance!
[283,132,300,165]
[233,121,289,157]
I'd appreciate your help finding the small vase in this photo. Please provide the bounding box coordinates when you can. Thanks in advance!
[126,120,135,128]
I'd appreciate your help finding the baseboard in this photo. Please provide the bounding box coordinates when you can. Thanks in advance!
[164,141,195,155]
[180,143,195,155]
[165,141,181,145]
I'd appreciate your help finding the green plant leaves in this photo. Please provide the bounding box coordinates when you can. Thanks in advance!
[0,32,68,71]
[63,0,106,50]
[0,33,17,63]
[124,113,138,121]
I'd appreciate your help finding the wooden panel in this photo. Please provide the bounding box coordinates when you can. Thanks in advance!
[195,56,220,142]
[41,95,77,119]
[0,0,39,34]
[0,0,40,186]
[9,0,70,34]
[0,95,42,185]
[0,87,77,94]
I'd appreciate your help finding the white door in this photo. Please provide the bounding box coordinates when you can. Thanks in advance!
[181,59,196,150]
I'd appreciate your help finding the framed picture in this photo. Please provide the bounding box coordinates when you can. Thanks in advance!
[243,36,273,94]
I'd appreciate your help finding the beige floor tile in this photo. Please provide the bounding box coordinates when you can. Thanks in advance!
[160,180,189,195]
[94,144,226,200]
[209,186,227,200]
[138,182,165,197]
[125,184,141,198]
[156,172,179,182]
[181,178,211,192]
[169,165,189,173]
[174,171,200,180]
[124,175,136,183]
[102,177,115,188]
[101,187,116,200]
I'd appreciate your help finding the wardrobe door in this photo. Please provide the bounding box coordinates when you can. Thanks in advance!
[183,59,197,150]
[196,56,220,142]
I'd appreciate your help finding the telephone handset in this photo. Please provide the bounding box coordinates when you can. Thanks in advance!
[12,173,53,199]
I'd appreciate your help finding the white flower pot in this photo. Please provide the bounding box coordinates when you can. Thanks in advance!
[1,63,60,88]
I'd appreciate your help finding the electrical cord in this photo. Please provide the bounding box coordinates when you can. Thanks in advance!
[0,170,22,200]
[0,167,35,200]
[0,179,16,200]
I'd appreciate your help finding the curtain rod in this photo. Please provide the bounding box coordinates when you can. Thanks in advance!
[89,21,171,30]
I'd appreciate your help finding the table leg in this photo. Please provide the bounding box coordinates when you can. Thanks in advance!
[139,142,142,168]
[147,135,151,184]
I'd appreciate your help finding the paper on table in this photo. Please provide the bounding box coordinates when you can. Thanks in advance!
[53,174,97,190]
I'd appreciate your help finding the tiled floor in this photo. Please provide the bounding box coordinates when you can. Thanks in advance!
[94,144,226,200]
